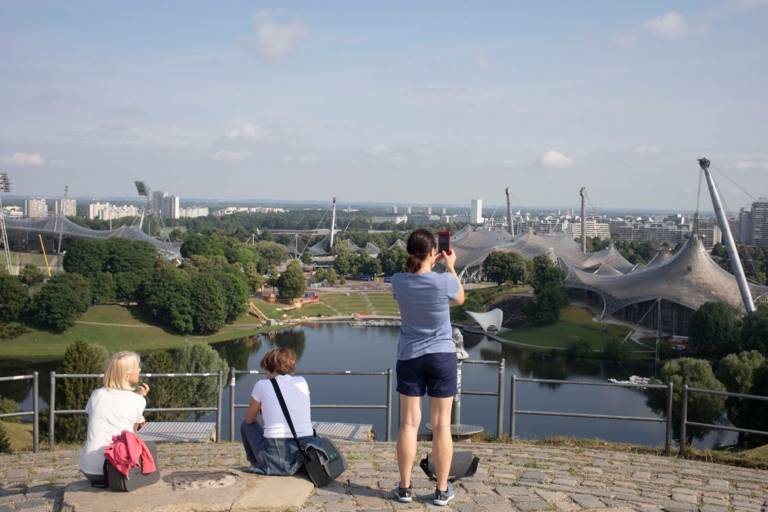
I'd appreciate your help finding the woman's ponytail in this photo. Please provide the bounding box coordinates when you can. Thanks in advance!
[405,229,437,273]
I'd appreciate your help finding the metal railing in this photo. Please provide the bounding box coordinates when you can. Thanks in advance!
[510,375,675,455]
[0,373,39,452]
[229,368,394,441]
[680,385,768,455]
[48,371,223,450]
[455,359,505,437]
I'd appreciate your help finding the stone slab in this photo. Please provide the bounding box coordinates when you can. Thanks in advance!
[61,468,314,512]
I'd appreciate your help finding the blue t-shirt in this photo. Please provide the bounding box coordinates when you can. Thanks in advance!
[392,271,461,361]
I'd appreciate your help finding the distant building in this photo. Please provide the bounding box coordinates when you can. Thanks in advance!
[470,199,483,225]
[753,201,768,247]
[151,190,180,219]
[406,206,412,214]
[371,215,408,225]
[391,206,398,214]
[409,214,440,226]
[54,198,77,217]
[88,202,140,221]
[213,206,288,216]
[695,221,722,250]
[24,198,48,218]
[179,206,209,219]
[739,208,753,244]
[425,207,432,215]
[1,206,23,218]
[568,220,611,240]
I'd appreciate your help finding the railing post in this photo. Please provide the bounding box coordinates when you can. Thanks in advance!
[32,371,39,453]
[509,373,516,441]
[215,371,223,443]
[385,368,393,442]
[679,384,688,456]
[229,367,236,442]
[497,359,505,438]
[49,371,56,451]
[665,382,673,456]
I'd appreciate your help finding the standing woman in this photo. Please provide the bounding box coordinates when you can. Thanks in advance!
[79,351,149,484]
[391,229,464,506]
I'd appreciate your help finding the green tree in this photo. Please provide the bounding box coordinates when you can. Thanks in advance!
[739,304,768,355]
[358,254,382,276]
[140,265,194,333]
[277,261,306,300]
[647,358,726,443]
[740,365,768,437]
[325,268,337,286]
[530,255,566,291]
[379,247,407,275]
[18,264,44,286]
[55,340,109,443]
[689,302,740,358]
[29,278,90,332]
[243,262,265,294]
[114,271,147,302]
[482,251,528,285]
[523,286,569,325]
[190,274,227,334]
[103,239,157,273]
[253,241,289,272]
[48,273,92,312]
[90,272,116,304]
[300,251,313,265]
[0,274,28,323]
[717,351,766,442]
[214,271,248,322]
[63,239,107,277]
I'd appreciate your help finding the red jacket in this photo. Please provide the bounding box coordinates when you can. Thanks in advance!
[103,430,157,477]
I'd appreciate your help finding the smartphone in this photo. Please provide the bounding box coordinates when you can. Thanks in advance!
[438,230,451,255]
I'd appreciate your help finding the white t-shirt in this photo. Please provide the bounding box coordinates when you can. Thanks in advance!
[79,387,146,475]
[251,375,313,438]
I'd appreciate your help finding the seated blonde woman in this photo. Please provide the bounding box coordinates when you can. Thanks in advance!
[79,351,150,484]
[241,347,313,475]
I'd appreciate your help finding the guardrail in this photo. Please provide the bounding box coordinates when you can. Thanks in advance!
[229,368,393,442]
[455,359,505,437]
[48,371,223,450]
[680,385,768,455]
[510,375,675,455]
[0,373,39,452]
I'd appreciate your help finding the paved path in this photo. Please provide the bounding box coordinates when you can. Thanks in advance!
[1,441,767,511]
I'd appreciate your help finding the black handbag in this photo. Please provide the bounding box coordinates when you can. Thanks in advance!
[420,451,479,482]
[270,378,347,487]
[92,441,160,492]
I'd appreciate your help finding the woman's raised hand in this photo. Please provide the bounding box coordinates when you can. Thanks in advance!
[136,383,150,397]
[442,250,457,273]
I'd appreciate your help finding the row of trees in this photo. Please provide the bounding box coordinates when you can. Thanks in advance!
[688,302,768,359]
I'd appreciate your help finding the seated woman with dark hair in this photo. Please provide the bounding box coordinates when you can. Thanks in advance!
[241,347,313,475]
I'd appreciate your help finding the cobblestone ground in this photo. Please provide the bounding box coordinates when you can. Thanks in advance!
[1,441,767,511]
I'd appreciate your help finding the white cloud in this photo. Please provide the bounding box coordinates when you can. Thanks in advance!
[224,123,276,142]
[369,144,391,156]
[1,152,46,166]
[634,144,660,155]
[540,150,574,169]
[643,11,688,38]
[253,10,306,59]
[735,159,768,170]
[212,150,251,163]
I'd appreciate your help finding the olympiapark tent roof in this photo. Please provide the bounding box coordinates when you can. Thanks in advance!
[5,216,180,259]
[563,235,768,314]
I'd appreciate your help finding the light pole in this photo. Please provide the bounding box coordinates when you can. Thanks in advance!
[0,172,12,274]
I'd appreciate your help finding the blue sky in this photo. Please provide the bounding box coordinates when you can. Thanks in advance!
[1,0,767,209]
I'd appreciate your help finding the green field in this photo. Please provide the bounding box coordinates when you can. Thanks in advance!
[498,306,633,352]
[0,305,272,361]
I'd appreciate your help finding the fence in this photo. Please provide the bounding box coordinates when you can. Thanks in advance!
[680,385,768,455]
[0,373,39,452]
[229,368,393,441]
[455,359,505,437]
[509,375,675,455]
[48,371,223,450]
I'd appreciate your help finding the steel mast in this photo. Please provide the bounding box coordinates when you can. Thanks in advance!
[699,158,755,313]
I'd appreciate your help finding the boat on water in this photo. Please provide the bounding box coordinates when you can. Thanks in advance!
[608,375,651,386]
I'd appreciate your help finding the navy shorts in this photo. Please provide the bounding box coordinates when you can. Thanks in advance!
[396,352,457,398]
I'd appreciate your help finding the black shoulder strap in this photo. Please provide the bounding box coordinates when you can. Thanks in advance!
[270,378,302,451]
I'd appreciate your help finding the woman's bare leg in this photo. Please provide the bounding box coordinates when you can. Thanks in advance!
[396,394,422,488]
[429,396,453,491]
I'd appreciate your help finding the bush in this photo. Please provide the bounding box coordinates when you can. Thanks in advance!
[0,423,10,454]
[29,282,85,332]
[55,340,109,443]
[0,398,18,422]
[0,323,29,340]
[18,264,44,286]
[190,274,227,334]
[566,339,592,360]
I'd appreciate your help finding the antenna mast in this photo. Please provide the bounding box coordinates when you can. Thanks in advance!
[579,187,587,254]
[699,158,755,313]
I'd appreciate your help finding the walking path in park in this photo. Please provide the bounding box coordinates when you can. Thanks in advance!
[1,440,767,511]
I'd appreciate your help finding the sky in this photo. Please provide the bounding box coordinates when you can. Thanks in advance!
[1,0,767,210]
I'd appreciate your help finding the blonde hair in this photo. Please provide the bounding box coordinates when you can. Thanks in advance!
[103,351,140,390]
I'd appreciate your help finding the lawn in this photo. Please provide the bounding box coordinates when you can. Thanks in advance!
[0,305,273,362]
[498,306,632,352]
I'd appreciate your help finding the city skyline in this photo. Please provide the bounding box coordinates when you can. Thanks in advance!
[1,1,767,209]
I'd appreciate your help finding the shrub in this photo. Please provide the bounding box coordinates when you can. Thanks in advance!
[0,423,11,454]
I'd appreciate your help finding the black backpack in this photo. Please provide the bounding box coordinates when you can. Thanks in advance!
[420,451,479,482]
[270,378,347,487]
